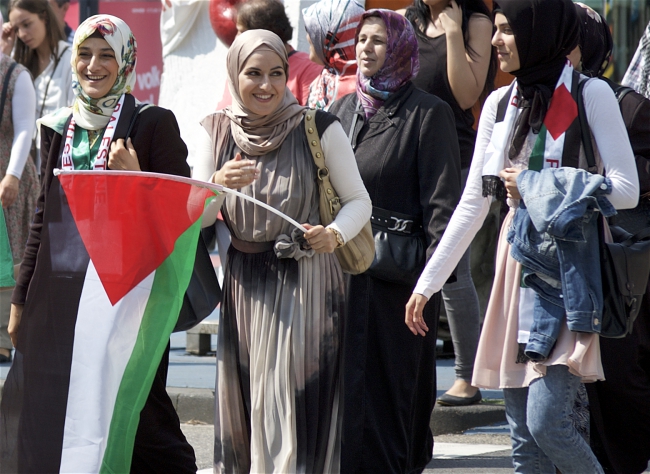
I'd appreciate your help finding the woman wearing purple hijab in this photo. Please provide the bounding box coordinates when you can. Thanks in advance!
[329,9,461,473]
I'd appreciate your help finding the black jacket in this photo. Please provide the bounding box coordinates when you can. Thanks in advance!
[328,82,461,259]
[13,100,189,304]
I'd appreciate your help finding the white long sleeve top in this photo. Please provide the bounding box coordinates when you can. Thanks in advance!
[413,77,639,300]
[193,118,372,243]
[7,69,36,179]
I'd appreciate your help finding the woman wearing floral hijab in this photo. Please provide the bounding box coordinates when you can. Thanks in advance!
[329,10,461,473]
[2,15,196,473]
[302,0,364,110]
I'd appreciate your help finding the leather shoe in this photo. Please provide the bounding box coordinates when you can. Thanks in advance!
[437,390,482,407]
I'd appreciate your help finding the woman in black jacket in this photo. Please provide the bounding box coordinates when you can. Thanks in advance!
[329,9,461,473]
[2,15,196,473]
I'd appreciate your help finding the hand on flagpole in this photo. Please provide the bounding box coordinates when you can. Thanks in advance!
[212,153,259,189]
[109,138,141,171]
[405,293,429,336]
[499,167,522,200]
[8,304,22,348]
[303,224,337,253]
[0,174,19,208]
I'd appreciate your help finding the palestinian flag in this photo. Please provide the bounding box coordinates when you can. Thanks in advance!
[0,210,15,288]
[0,171,216,473]
[528,65,579,171]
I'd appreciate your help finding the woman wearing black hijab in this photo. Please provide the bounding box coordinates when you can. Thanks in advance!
[406,0,639,472]
[569,5,650,472]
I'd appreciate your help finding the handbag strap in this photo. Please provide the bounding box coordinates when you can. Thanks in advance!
[304,108,342,217]
[124,102,146,139]
[577,78,598,174]
[0,62,18,130]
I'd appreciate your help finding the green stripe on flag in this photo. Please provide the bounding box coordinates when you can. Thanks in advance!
[528,125,547,172]
[99,219,204,473]
[0,210,15,287]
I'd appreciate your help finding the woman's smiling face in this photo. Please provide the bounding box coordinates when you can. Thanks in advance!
[75,37,119,99]
[492,13,520,73]
[238,49,287,116]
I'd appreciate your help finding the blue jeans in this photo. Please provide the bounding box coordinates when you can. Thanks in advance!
[503,365,604,474]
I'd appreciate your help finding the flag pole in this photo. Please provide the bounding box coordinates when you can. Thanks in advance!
[53,169,309,233]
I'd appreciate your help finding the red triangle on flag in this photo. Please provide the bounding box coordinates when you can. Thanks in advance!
[544,84,578,140]
[59,173,214,305]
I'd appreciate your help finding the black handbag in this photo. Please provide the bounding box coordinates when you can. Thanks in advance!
[173,233,222,332]
[578,78,650,338]
[364,206,427,287]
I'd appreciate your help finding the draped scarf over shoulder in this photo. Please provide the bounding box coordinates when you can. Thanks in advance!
[493,0,579,160]
[70,15,137,131]
[223,30,306,156]
[355,9,419,119]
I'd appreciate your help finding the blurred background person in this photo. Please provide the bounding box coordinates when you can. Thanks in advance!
[0,9,36,365]
[2,0,74,171]
[47,0,74,44]
[303,0,364,110]
[569,4,650,472]
[215,0,322,109]
[401,0,495,406]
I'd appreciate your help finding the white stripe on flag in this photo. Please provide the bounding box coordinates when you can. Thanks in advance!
[59,260,155,473]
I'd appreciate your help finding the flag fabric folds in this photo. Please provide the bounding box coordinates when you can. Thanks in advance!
[0,171,215,473]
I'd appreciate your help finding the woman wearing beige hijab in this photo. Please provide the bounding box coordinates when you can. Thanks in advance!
[194,29,371,473]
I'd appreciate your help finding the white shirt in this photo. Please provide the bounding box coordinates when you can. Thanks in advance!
[34,41,74,150]
[7,69,36,179]
[413,78,639,300]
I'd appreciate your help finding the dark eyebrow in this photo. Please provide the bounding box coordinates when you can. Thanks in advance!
[78,46,114,53]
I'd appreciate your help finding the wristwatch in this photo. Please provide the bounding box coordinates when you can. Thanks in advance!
[330,228,345,248]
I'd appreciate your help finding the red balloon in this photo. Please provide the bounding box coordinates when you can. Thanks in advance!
[209,0,242,46]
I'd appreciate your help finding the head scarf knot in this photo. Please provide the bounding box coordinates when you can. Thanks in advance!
[493,0,579,159]
[355,10,419,119]
[71,15,137,130]
[223,29,306,156]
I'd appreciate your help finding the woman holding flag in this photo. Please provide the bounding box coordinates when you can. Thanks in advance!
[405,0,638,471]
[2,15,197,473]
[195,29,371,473]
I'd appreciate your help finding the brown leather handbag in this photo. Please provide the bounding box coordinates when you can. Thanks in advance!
[304,109,374,275]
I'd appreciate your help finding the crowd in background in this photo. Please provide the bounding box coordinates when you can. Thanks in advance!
[0,0,649,473]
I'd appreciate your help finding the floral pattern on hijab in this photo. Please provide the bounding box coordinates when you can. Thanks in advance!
[223,29,306,156]
[303,0,364,109]
[71,15,137,130]
[355,10,419,119]
[575,2,612,78]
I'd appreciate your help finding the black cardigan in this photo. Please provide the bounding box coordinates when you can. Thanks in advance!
[328,83,462,260]
[13,102,190,304]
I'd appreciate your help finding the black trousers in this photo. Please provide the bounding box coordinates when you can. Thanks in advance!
[131,344,197,473]
[587,286,650,474]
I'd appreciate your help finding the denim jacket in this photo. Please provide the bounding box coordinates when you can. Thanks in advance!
[507,167,616,360]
